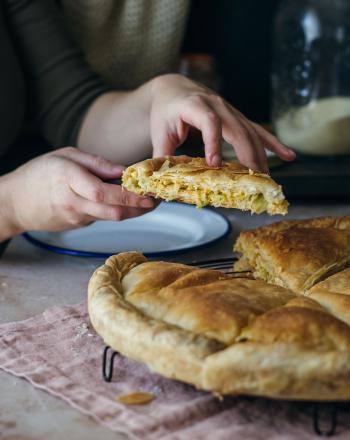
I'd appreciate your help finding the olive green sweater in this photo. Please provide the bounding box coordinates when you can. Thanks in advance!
[0,0,189,158]
[1,0,109,155]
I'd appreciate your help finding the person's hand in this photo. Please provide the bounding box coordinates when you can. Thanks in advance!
[150,74,296,172]
[4,147,155,235]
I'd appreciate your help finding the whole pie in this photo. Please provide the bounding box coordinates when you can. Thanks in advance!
[88,251,350,400]
[122,155,288,215]
[234,216,350,293]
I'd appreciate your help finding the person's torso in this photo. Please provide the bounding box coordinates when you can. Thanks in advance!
[61,0,190,90]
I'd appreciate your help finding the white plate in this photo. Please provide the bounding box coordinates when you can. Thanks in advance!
[23,202,230,257]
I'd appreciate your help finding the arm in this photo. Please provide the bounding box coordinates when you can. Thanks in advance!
[3,0,109,147]
[0,174,20,242]
[77,87,154,165]
[1,0,156,242]
[3,0,157,164]
[79,74,296,171]
[4,0,295,171]
[3,0,154,163]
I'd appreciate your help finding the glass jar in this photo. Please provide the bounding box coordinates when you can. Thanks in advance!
[272,0,350,155]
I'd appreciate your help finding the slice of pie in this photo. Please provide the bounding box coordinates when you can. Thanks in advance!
[122,155,288,215]
[307,267,350,327]
[234,216,350,293]
[88,251,350,400]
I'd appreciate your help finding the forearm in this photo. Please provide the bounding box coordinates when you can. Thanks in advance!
[4,0,110,147]
[0,173,21,242]
[77,80,154,165]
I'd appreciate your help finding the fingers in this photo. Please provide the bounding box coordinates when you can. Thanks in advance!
[151,75,296,170]
[215,104,269,173]
[209,99,295,168]
[76,196,154,222]
[66,164,155,208]
[251,123,296,161]
[53,147,125,179]
[229,124,268,173]
[178,96,222,166]
[152,119,189,158]
[62,195,154,228]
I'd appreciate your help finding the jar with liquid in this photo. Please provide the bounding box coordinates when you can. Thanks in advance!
[272,0,350,155]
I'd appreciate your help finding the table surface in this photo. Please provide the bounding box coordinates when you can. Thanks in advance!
[1,202,350,439]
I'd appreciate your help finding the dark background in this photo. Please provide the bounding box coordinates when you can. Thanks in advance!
[182,0,281,122]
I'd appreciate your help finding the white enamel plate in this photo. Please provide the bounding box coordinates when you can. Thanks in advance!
[23,202,230,257]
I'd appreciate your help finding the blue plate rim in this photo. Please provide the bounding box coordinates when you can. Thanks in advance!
[22,208,231,258]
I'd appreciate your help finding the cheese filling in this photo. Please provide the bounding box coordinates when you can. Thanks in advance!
[123,167,287,215]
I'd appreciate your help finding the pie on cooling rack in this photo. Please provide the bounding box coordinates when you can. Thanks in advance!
[88,251,350,400]
[234,216,350,293]
[307,267,350,327]
[122,155,288,215]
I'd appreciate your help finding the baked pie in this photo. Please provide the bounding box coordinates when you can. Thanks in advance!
[234,216,350,293]
[122,155,288,215]
[308,267,350,327]
[88,251,350,400]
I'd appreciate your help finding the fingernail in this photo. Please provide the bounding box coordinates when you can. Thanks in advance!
[283,149,296,161]
[110,165,124,177]
[112,164,125,172]
[253,162,269,174]
[140,198,154,208]
[282,144,296,156]
[209,154,222,167]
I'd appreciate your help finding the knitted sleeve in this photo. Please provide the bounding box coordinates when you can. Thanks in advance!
[3,0,110,147]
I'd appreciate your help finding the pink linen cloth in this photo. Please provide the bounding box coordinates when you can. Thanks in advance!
[0,300,349,440]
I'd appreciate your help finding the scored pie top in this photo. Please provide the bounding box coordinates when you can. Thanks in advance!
[307,267,350,329]
[122,260,294,345]
[122,155,288,215]
[234,216,350,293]
[88,251,350,400]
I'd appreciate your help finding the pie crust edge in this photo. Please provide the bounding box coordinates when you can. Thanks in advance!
[88,252,350,401]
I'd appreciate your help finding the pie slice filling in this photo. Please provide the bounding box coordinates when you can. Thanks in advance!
[122,155,288,214]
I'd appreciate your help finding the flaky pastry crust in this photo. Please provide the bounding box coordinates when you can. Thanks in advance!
[122,155,288,215]
[234,216,350,293]
[307,267,350,328]
[88,251,350,400]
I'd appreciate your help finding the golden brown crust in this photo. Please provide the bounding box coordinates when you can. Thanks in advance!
[232,257,253,273]
[238,297,350,351]
[203,343,350,400]
[88,251,350,400]
[234,216,350,293]
[309,267,350,296]
[123,263,294,344]
[88,252,224,387]
[308,267,350,327]
[122,155,288,214]
[243,216,350,233]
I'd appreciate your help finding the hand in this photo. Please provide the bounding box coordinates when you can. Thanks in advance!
[150,74,296,172]
[3,147,155,236]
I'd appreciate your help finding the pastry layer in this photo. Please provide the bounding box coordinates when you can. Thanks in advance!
[122,155,288,215]
[234,216,350,293]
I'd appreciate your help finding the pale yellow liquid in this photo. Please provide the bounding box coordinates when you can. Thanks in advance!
[275,96,350,155]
